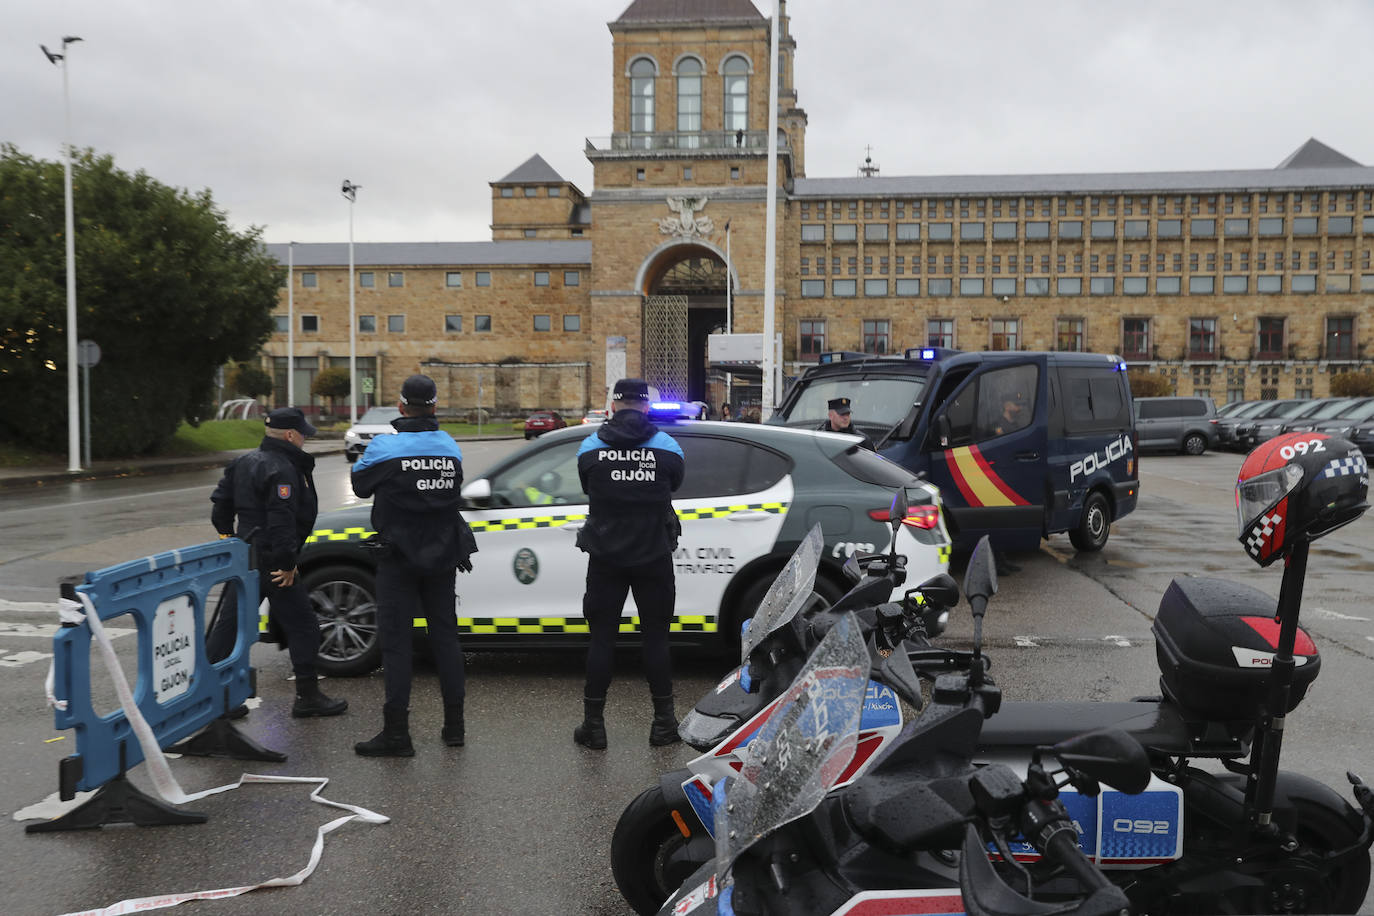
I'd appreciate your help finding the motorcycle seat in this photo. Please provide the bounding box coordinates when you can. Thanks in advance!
[976,701,1192,754]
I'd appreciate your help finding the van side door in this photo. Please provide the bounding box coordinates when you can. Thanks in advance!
[924,359,1048,549]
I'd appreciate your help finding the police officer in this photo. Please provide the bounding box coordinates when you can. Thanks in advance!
[209,407,347,718]
[351,374,476,757]
[573,378,685,749]
[818,396,876,450]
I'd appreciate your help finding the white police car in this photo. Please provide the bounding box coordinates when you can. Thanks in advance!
[298,409,951,675]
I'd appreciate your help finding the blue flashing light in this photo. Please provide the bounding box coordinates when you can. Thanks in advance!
[650,401,683,413]
[904,346,960,361]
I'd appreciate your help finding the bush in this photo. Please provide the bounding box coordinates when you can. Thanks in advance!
[466,408,492,424]
[1330,371,1374,397]
[1128,371,1173,398]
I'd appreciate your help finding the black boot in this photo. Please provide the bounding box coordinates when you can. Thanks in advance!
[355,708,414,757]
[291,676,348,718]
[649,694,681,747]
[573,697,607,750]
[442,699,465,747]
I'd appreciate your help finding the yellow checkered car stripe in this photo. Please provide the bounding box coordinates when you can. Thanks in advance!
[305,501,788,543]
[408,615,718,634]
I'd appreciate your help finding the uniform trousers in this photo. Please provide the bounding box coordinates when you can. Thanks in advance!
[207,576,320,679]
[582,553,675,700]
[376,558,466,716]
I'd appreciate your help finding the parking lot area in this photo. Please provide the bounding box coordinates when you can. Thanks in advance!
[2,446,1373,914]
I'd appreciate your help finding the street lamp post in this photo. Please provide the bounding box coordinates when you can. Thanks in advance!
[724,219,732,413]
[341,180,361,425]
[287,241,296,405]
[42,36,83,472]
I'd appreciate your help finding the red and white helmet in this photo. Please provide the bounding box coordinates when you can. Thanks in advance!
[1236,432,1369,566]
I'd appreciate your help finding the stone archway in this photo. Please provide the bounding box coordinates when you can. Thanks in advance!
[635,241,737,402]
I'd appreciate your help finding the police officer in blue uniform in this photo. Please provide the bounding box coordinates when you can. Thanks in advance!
[210,407,348,718]
[573,378,686,749]
[818,396,876,451]
[351,374,477,757]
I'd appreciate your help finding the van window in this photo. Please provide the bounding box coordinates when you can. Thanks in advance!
[1059,368,1130,433]
[1138,398,1206,420]
[943,364,1039,445]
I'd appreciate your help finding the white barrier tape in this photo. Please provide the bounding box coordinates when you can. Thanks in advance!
[54,775,389,916]
[44,598,86,711]
[33,592,390,916]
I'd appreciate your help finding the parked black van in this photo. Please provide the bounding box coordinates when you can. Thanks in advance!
[772,350,1137,552]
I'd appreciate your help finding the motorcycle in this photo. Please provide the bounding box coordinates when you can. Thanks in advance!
[659,537,1148,916]
[622,433,1374,914]
[613,496,970,916]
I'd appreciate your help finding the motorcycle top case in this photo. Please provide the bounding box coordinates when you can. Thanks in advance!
[1152,576,1319,721]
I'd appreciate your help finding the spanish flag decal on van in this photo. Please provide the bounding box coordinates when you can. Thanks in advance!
[942,445,1030,508]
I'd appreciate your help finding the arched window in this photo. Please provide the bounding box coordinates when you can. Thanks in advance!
[723,56,750,138]
[676,57,702,148]
[630,58,656,146]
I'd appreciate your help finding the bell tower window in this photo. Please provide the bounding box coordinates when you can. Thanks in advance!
[723,55,749,135]
[630,57,657,147]
[676,57,702,148]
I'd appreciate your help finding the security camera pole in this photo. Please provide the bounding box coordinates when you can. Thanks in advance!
[42,36,83,471]
[342,180,361,425]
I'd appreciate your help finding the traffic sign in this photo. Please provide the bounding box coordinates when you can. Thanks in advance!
[77,339,100,368]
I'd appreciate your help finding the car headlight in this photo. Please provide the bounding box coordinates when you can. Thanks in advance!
[345,430,360,443]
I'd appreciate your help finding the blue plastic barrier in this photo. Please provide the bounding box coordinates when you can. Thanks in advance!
[48,538,258,796]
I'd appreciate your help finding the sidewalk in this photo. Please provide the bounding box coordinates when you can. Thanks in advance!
[0,434,518,490]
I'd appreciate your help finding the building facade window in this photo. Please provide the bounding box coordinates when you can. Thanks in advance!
[676,57,701,139]
[833,278,857,297]
[1256,274,1282,293]
[864,223,889,241]
[1123,318,1150,360]
[476,271,491,287]
[1123,219,1149,238]
[928,222,953,241]
[1326,316,1355,359]
[1293,216,1319,235]
[563,314,581,332]
[387,315,405,333]
[864,278,888,296]
[1189,276,1215,295]
[991,277,1015,296]
[960,278,984,296]
[960,222,984,241]
[927,318,954,348]
[801,279,824,297]
[1057,277,1082,295]
[1059,220,1083,239]
[1122,277,1147,295]
[1326,274,1352,293]
[1189,317,1217,358]
[928,278,952,296]
[1089,277,1114,295]
[862,319,889,354]
[896,222,920,240]
[1090,220,1114,239]
[895,278,919,295]
[1329,216,1354,235]
[801,224,825,242]
[1256,317,1284,358]
[533,314,551,331]
[445,315,462,333]
[992,221,1016,239]
[524,229,537,238]
[534,271,550,286]
[1056,317,1085,351]
[358,315,376,332]
[1258,217,1284,236]
[475,315,492,332]
[1224,218,1250,236]
[1223,275,1248,294]
[629,57,656,138]
[800,319,825,358]
[273,315,289,333]
[359,271,375,288]
[446,271,462,287]
[833,223,857,241]
[723,55,749,132]
[991,318,1019,350]
[301,272,317,288]
[301,315,318,332]
[388,271,404,287]
[1025,221,1050,239]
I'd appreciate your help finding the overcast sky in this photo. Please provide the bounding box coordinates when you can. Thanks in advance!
[7,1,1374,247]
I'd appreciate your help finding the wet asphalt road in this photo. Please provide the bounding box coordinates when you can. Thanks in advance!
[2,443,1373,914]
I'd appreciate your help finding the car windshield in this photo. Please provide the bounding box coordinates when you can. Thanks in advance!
[776,376,927,431]
[1266,400,1314,419]
[1340,400,1374,423]
[1228,401,1276,420]
[357,407,401,425]
[714,612,869,880]
[1304,399,1355,420]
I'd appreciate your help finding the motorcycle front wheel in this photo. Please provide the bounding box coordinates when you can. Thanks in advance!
[611,785,709,916]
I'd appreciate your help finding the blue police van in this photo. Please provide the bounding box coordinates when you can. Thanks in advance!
[772,348,1138,552]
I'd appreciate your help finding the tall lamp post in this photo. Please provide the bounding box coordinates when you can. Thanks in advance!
[42,36,83,472]
[287,241,296,405]
[724,219,732,413]
[341,180,361,425]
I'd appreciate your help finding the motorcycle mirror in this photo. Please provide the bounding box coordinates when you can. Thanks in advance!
[887,488,909,536]
[962,535,998,611]
[1051,727,1151,796]
[914,572,960,609]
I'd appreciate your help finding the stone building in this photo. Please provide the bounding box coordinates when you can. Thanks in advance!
[262,0,1374,416]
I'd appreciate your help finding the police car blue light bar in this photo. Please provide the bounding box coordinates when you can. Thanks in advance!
[651,401,683,413]
[904,346,960,361]
[818,351,869,364]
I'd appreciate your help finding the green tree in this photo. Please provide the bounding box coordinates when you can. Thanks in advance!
[1128,371,1173,398]
[228,363,274,400]
[1330,371,1374,397]
[312,367,352,415]
[0,145,282,456]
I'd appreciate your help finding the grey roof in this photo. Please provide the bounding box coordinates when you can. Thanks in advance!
[265,241,592,267]
[793,164,1374,200]
[1277,138,1362,169]
[495,153,566,185]
[613,0,763,26]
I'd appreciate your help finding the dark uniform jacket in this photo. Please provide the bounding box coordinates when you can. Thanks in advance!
[576,409,685,566]
[211,436,319,572]
[351,415,476,573]
[818,419,877,451]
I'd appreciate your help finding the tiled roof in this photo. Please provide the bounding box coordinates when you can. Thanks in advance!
[613,0,763,26]
[1277,138,1363,169]
[265,241,592,267]
[496,154,566,185]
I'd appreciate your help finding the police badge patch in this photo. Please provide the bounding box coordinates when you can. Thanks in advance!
[512,547,539,584]
[278,484,292,499]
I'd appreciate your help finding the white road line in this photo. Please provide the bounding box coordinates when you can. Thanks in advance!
[0,621,135,639]
[1014,636,1040,648]
[0,650,52,668]
[1311,607,1371,622]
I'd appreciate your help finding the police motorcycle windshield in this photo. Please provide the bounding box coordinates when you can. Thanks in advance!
[739,523,825,665]
[713,611,869,881]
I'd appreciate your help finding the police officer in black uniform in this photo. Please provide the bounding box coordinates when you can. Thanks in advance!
[351,374,476,757]
[818,396,876,450]
[209,407,347,718]
[572,378,685,750]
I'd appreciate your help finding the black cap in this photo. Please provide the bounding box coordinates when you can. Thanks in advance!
[612,378,651,402]
[265,407,316,437]
[401,373,438,406]
[827,397,852,414]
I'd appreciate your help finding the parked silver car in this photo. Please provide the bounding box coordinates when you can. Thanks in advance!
[1133,396,1218,455]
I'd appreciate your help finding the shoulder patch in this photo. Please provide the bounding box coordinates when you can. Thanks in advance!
[277,484,292,500]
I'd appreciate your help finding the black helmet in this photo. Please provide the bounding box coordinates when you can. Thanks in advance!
[1236,432,1369,566]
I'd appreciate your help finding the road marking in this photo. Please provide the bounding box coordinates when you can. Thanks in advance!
[0,620,134,639]
[1103,634,1133,647]
[0,483,212,515]
[1311,607,1370,622]
[0,650,52,668]
[1014,636,1040,648]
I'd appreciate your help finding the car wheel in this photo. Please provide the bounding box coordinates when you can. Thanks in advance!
[725,568,845,655]
[345,452,357,464]
[1182,433,1207,456]
[1069,491,1111,552]
[303,564,381,676]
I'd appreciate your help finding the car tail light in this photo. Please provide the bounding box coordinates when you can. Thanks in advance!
[869,505,940,529]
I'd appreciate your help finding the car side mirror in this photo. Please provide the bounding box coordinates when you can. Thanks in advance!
[460,478,493,505]
[929,413,952,449]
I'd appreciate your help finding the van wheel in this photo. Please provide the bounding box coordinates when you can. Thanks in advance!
[1069,492,1111,552]
[1183,433,1207,456]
